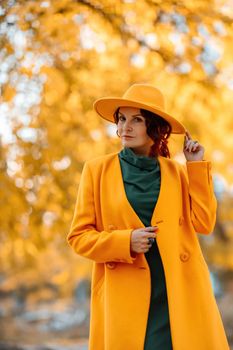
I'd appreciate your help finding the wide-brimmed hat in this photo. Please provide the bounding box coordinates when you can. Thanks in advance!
[93,83,186,134]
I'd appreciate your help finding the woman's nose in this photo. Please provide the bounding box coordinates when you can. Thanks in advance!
[123,121,133,131]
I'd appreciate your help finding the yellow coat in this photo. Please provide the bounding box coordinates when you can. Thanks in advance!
[67,151,229,350]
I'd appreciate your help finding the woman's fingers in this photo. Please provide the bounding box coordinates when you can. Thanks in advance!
[187,140,194,152]
[131,226,159,253]
[184,130,198,151]
[184,138,200,153]
[185,130,192,140]
[144,226,158,233]
[192,142,199,152]
[144,228,157,247]
[183,130,205,161]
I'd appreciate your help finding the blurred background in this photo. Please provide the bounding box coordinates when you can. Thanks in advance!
[0,0,233,349]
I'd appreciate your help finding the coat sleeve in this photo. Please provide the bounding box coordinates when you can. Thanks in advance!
[66,162,136,263]
[186,160,217,235]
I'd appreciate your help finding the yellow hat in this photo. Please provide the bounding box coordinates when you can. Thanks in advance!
[93,83,185,134]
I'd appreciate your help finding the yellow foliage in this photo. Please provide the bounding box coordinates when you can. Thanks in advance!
[0,0,233,280]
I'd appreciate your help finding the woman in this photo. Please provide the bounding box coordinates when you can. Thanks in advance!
[67,84,229,350]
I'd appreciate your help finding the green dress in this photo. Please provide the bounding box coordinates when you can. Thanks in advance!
[118,147,173,350]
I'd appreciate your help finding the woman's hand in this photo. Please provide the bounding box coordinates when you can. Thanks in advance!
[183,130,205,162]
[130,226,158,254]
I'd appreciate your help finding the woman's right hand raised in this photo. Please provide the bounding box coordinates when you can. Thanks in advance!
[130,226,158,254]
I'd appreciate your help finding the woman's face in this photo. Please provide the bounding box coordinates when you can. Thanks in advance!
[117,107,154,156]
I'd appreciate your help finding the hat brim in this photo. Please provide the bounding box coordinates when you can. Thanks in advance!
[93,97,186,134]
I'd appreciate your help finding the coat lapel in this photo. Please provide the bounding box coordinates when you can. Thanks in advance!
[114,152,145,228]
[150,156,168,226]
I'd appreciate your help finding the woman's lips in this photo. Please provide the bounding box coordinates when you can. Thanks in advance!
[122,135,134,138]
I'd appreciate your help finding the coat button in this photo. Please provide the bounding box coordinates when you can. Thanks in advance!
[180,252,190,262]
[179,216,184,225]
[106,262,117,269]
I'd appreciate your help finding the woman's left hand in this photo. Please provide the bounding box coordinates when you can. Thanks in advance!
[183,130,205,162]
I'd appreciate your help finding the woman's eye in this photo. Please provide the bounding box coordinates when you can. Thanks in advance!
[135,117,143,122]
[118,115,143,122]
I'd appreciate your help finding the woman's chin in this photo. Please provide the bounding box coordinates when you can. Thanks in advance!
[122,139,135,146]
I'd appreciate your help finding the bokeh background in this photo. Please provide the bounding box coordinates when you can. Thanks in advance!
[0,0,233,349]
